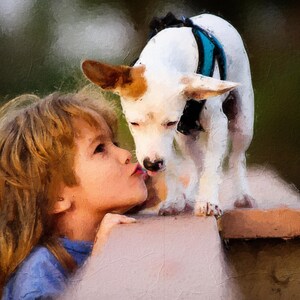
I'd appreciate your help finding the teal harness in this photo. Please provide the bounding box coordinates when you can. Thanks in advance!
[147,13,227,135]
[149,13,227,81]
[191,22,227,80]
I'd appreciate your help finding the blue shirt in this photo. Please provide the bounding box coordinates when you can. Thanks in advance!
[3,238,93,300]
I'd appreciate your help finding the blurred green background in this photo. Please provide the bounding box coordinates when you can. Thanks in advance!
[0,0,299,189]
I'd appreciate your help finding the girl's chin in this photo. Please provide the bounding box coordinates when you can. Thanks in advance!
[113,192,147,214]
[137,187,148,204]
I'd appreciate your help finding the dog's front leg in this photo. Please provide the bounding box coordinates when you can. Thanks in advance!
[194,102,228,217]
[158,170,186,216]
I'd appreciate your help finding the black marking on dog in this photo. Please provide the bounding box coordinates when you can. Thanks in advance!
[222,91,238,129]
[177,99,205,135]
[149,12,186,39]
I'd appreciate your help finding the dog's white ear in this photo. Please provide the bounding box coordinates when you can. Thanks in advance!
[181,74,239,100]
[81,60,147,100]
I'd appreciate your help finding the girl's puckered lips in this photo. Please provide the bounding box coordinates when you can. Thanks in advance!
[131,163,148,180]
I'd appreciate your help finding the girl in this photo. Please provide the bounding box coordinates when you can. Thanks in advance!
[0,91,148,299]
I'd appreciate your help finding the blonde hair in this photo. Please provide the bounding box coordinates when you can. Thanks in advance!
[0,91,118,294]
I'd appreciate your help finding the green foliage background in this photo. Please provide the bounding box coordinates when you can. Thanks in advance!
[0,0,299,188]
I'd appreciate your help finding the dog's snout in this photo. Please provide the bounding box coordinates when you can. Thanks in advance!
[143,157,164,172]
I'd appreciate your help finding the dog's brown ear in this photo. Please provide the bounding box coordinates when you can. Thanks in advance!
[181,74,239,100]
[81,60,147,100]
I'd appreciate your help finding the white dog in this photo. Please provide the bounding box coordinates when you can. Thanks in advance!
[81,13,255,216]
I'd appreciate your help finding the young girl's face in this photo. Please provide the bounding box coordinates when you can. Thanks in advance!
[62,115,147,221]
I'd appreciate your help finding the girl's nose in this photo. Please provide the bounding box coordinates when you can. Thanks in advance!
[116,146,132,164]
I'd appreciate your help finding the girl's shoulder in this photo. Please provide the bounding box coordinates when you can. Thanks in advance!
[3,245,67,300]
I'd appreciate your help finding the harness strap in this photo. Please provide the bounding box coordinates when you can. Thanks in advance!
[184,17,227,81]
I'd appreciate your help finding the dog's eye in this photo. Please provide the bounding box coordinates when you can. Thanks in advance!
[130,122,139,127]
[166,121,178,127]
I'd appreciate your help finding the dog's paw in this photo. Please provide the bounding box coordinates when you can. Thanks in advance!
[159,207,179,216]
[183,202,194,213]
[158,201,185,216]
[194,201,223,218]
[234,195,257,208]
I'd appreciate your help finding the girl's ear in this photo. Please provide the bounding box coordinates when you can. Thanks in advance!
[52,197,72,214]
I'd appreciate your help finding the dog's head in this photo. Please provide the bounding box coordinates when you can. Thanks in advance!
[81,60,238,174]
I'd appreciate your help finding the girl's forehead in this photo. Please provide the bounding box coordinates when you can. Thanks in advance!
[73,115,112,140]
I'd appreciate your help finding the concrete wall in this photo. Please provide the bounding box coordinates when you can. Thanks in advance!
[61,215,300,300]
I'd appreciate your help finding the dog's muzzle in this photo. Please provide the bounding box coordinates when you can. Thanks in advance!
[143,157,165,172]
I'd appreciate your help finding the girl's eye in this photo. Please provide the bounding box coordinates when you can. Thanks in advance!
[130,122,139,127]
[94,144,105,154]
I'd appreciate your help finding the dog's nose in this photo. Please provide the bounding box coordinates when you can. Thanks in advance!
[143,157,164,172]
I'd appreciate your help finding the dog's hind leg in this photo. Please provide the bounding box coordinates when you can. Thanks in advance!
[226,86,257,208]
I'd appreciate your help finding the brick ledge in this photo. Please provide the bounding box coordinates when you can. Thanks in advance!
[219,207,300,239]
